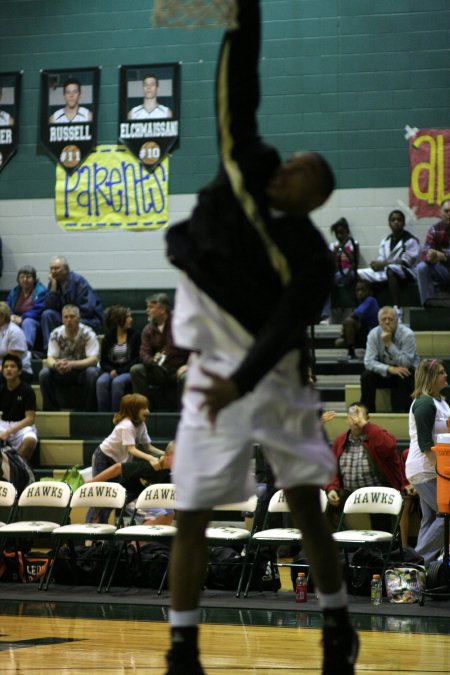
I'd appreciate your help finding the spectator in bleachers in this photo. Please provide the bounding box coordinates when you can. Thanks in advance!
[361,305,419,413]
[0,302,33,384]
[0,353,38,462]
[7,265,46,353]
[40,255,103,350]
[86,393,163,522]
[87,439,173,484]
[87,440,174,523]
[405,358,449,563]
[130,293,189,410]
[96,305,141,412]
[325,402,412,527]
[357,209,420,322]
[320,217,359,324]
[39,304,99,411]
[334,280,379,360]
[416,199,450,308]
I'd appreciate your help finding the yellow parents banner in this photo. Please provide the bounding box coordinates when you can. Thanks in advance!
[55,144,169,230]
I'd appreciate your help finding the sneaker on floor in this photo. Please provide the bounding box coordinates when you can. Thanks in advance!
[322,625,359,675]
[165,651,205,675]
[334,337,346,348]
[320,317,331,325]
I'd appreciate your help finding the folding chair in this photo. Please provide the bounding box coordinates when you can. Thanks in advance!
[0,481,17,527]
[105,483,177,593]
[205,494,260,597]
[242,488,328,597]
[0,481,72,588]
[332,486,404,581]
[41,481,127,592]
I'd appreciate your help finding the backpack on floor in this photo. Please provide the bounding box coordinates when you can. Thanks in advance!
[51,541,133,586]
[130,542,171,588]
[206,546,281,592]
[385,564,426,603]
[0,550,50,584]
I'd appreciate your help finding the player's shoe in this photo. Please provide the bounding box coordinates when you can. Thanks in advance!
[165,649,205,675]
[322,624,359,675]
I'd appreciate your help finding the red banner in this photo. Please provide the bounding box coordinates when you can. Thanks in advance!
[409,129,450,217]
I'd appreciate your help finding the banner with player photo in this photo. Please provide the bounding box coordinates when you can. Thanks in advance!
[119,63,180,172]
[40,66,100,174]
[0,71,22,172]
[409,129,450,217]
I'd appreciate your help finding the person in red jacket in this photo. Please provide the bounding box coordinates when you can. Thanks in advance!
[325,402,413,528]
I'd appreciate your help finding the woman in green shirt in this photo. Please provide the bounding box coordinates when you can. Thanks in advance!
[406,358,449,563]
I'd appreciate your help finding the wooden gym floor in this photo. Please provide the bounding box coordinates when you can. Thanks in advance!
[1,591,449,674]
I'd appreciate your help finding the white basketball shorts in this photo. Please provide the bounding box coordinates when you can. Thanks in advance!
[172,274,336,510]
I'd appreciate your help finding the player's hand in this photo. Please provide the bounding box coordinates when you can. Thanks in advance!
[321,410,336,424]
[191,368,240,424]
[427,249,439,263]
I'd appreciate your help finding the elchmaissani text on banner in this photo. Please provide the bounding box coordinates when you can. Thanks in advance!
[55,144,169,231]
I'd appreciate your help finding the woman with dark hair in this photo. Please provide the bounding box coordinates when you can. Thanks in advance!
[96,305,140,412]
[406,358,450,563]
[7,265,46,351]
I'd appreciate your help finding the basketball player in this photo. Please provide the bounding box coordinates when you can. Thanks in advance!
[127,73,172,120]
[49,78,93,124]
[164,1,358,674]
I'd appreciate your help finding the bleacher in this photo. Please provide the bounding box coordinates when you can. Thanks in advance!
[8,285,450,482]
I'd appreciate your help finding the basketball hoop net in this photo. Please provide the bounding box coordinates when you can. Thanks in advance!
[152,0,238,29]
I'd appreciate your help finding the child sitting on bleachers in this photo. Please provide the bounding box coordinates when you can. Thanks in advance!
[335,280,379,360]
[321,217,359,324]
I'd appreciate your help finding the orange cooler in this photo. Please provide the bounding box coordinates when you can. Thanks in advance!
[432,432,450,514]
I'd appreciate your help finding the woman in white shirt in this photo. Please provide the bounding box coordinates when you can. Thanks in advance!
[87,393,162,523]
[406,358,449,563]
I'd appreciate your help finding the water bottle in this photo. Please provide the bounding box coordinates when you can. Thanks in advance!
[295,572,307,603]
[370,574,382,606]
[408,569,420,601]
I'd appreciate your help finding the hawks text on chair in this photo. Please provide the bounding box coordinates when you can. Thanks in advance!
[332,485,404,582]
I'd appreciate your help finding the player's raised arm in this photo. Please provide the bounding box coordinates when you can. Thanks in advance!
[216,0,261,157]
